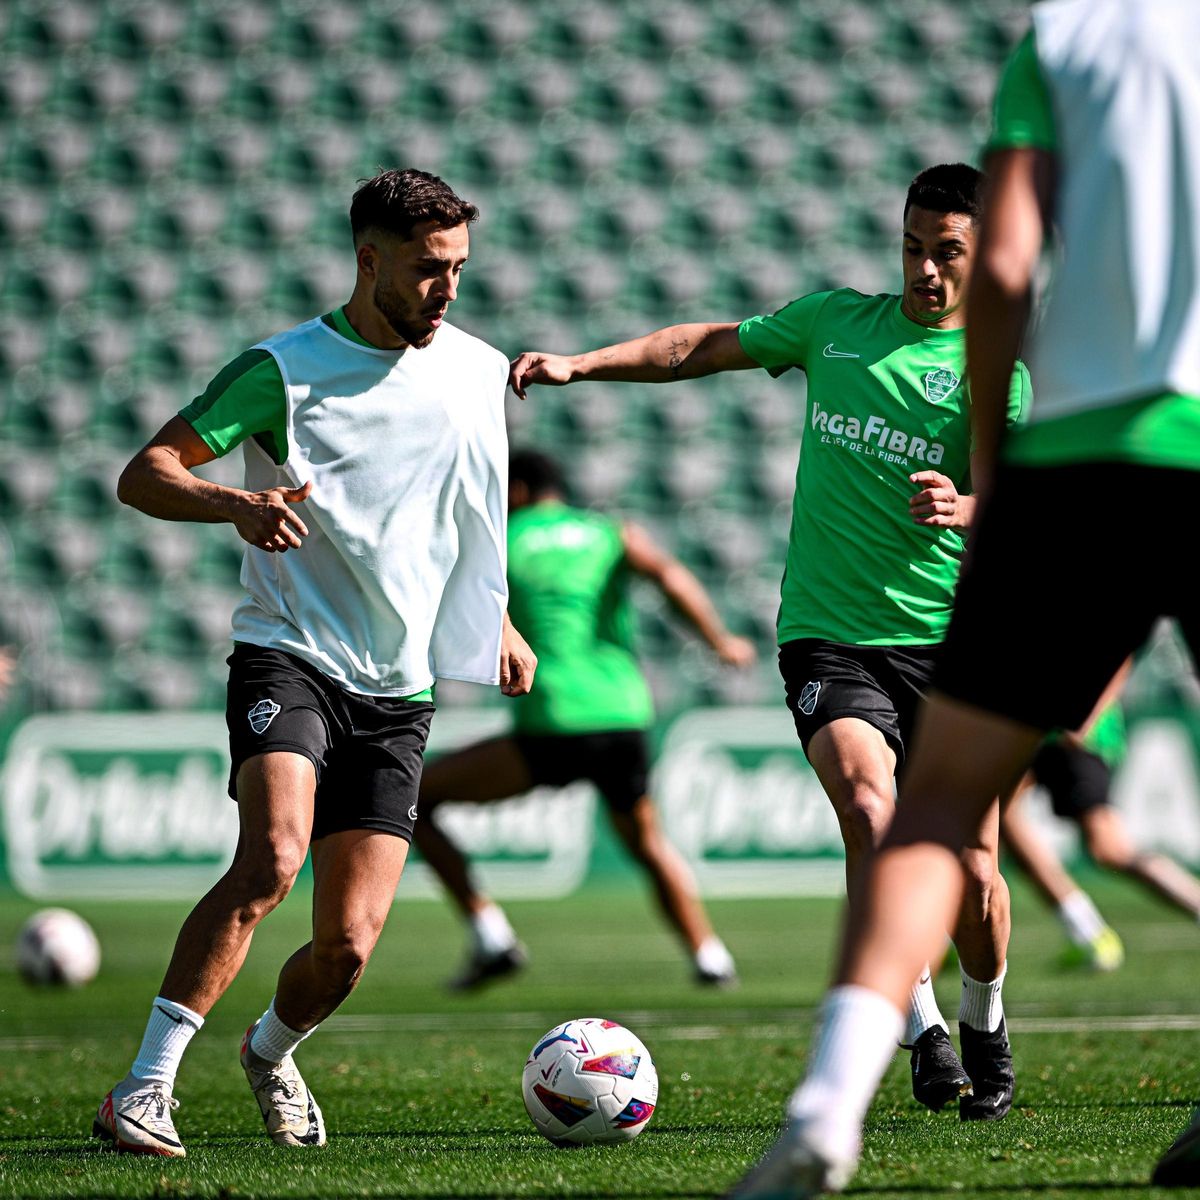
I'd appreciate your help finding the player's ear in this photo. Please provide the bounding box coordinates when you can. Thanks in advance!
[356,240,378,280]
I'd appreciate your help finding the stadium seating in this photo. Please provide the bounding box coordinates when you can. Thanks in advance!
[0,0,1028,716]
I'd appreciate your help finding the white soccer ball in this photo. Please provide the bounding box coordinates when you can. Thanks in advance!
[522,1017,659,1146]
[16,908,101,987]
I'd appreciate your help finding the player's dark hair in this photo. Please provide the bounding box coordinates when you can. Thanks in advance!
[350,168,478,243]
[904,163,985,222]
[510,448,566,498]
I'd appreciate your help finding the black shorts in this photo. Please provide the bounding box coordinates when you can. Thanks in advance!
[778,638,939,766]
[513,730,650,814]
[936,462,1200,732]
[226,643,434,842]
[1030,740,1111,821]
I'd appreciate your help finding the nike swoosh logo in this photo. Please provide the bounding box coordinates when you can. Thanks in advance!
[822,344,860,359]
[155,1005,184,1024]
[122,1113,183,1148]
[408,804,419,821]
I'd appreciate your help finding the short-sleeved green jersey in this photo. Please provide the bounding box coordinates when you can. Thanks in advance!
[988,28,1200,471]
[739,289,1029,646]
[505,502,654,735]
[178,307,436,702]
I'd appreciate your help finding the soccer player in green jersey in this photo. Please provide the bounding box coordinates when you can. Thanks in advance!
[735,4,1200,1195]
[93,169,537,1158]
[413,447,754,990]
[511,163,1030,1120]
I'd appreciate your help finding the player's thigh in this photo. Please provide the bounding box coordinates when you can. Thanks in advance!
[806,718,898,812]
[234,751,319,850]
[310,829,409,954]
[419,735,535,804]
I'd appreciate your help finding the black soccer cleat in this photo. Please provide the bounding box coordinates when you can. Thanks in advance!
[1152,1108,1200,1187]
[905,1025,973,1111]
[958,1017,1015,1121]
[447,943,528,992]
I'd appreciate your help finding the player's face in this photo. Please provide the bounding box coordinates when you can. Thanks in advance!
[370,221,470,349]
[900,207,977,329]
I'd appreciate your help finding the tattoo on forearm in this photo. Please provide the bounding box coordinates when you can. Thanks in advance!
[667,337,689,378]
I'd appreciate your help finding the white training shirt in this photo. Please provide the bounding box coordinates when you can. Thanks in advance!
[231,317,509,696]
[1027,0,1200,419]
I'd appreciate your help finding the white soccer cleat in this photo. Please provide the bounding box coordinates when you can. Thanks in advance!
[93,1077,186,1157]
[240,1022,326,1147]
[726,1123,858,1199]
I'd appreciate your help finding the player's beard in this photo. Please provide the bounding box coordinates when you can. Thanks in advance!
[373,277,438,349]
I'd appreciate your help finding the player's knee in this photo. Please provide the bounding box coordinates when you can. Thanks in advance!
[834,785,892,854]
[230,841,307,912]
[312,930,375,987]
[960,848,996,909]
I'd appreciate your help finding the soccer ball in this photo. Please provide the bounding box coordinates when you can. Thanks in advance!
[15,908,101,987]
[521,1017,658,1146]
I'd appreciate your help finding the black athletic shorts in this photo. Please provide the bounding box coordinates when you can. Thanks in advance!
[225,643,434,842]
[936,462,1200,732]
[513,730,650,814]
[778,638,939,766]
[1030,740,1111,821]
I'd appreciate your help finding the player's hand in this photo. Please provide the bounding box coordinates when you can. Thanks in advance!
[508,352,575,399]
[231,480,312,552]
[908,471,974,529]
[715,634,757,668]
[499,616,537,697]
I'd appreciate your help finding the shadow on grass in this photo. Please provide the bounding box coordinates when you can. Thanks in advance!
[846,1183,1152,1195]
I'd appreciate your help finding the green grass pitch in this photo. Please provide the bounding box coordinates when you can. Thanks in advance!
[1,873,1198,1198]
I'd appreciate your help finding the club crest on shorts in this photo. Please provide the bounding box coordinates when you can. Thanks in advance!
[798,680,821,716]
[248,698,281,734]
[923,367,960,404]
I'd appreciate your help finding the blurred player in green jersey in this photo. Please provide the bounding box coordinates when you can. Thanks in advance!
[742,3,1200,1194]
[511,163,1030,1120]
[1003,689,1200,969]
[414,447,754,990]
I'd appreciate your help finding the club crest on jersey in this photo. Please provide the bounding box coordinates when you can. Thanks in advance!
[248,699,281,734]
[798,681,821,716]
[923,368,960,404]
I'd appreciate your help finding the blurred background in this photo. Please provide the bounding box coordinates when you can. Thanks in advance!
[3,0,1199,908]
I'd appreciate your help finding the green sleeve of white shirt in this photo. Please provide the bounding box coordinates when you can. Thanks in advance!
[178,349,289,464]
[988,29,1058,153]
[736,291,837,377]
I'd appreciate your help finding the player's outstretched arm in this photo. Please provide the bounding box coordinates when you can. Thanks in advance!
[117,416,312,553]
[508,323,756,398]
[498,612,537,697]
[622,523,756,667]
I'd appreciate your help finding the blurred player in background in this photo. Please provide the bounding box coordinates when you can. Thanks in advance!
[94,169,535,1157]
[1004,694,1200,968]
[414,447,754,990]
[739,4,1200,1194]
[511,164,1029,1119]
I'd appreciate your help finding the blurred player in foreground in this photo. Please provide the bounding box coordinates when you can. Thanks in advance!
[733,3,1200,1194]
[511,163,1029,1118]
[95,169,534,1157]
[414,448,753,990]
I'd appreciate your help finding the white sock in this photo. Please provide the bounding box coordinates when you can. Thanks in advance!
[470,902,517,957]
[1056,889,1107,946]
[958,961,1006,1033]
[249,998,315,1066]
[904,964,948,1043]
[787,985,905,1157]
[694,936,736,978]
[130,996,203,1087]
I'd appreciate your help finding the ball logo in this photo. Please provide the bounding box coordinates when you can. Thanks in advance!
[248,699,281,734]
[923,368,960,404]
[798,681,821,716]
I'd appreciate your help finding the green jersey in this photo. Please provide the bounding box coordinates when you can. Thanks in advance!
[989,27,1200,470]
[505,502,654,735]
[178,307,438,701]
[739,289,1029,646]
